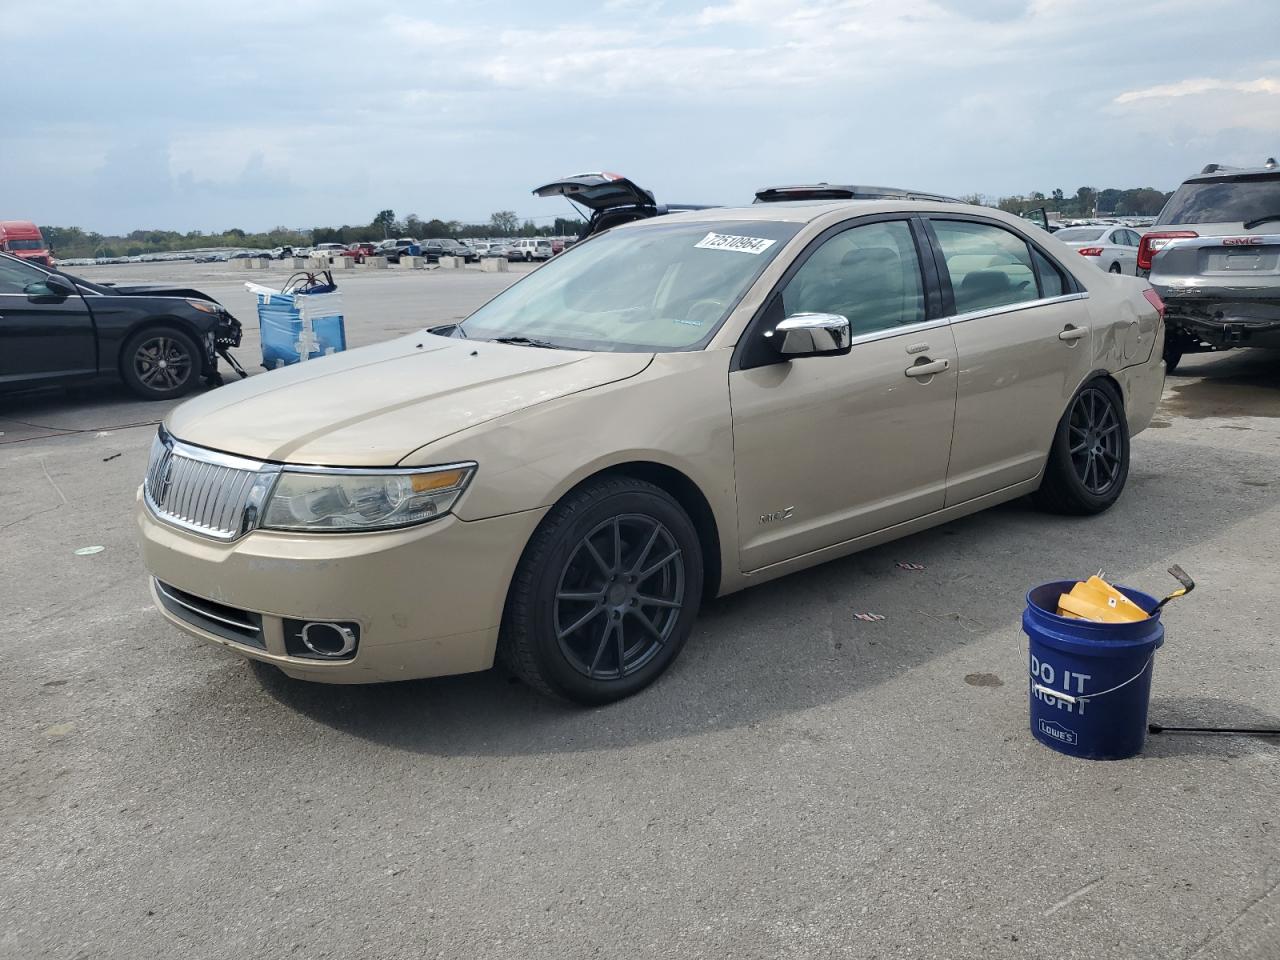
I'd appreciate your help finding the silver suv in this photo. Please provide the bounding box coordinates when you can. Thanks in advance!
[1140,158,1280,370]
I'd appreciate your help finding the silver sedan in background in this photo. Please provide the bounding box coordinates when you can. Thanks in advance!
[1053,225,1144,274]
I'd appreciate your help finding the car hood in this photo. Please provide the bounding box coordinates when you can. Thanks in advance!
[87,281,219,301]
[165,334,654,466]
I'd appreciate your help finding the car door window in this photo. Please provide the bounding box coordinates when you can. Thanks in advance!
[932,220,1038,314]
[780,220,925,336]
[0,257,47,294]
[1031,248,1067,298]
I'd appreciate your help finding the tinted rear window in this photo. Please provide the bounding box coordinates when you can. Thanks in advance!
[1158,175,1280,225]
[1053,228,1106,242]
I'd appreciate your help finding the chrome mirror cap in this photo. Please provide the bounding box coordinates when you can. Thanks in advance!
[767,312,852,357]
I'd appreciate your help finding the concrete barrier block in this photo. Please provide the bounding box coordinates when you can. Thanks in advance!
[306,257,329,270]
[291,257,310,269]
[479,258,510,273]
[334,256,356,269]
[398,256,425,269]
[364,256,388,269]
[437,256,462,269]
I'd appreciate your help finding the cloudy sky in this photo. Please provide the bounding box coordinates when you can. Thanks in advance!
[5,0,1278,233]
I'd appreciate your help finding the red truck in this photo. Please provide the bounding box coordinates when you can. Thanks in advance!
[0,220,54,266]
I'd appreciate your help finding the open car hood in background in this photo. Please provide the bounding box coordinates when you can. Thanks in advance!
[533,173,657,211]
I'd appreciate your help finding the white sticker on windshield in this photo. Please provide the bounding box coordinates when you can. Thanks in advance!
[694,232,776,255]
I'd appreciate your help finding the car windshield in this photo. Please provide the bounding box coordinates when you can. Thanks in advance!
[1054,228,1106,242]
[3,239,44,250]
[458,219,801,352]
[1158,175,1280,224]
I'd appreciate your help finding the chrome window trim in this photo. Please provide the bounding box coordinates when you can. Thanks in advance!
[945,291,1089,327]
[837,292,1089,350]
[154,580,261,634]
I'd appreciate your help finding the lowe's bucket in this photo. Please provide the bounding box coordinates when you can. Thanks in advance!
[1024,581,1164,760]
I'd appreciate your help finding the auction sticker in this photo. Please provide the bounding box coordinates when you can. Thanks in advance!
[694,232,777,255]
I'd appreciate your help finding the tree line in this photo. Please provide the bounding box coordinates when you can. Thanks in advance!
[41,210,584,260]
[967,186,1173,219]
[41,187,1175,260]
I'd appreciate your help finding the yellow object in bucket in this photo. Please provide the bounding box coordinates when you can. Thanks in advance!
[1057,574,1149,623]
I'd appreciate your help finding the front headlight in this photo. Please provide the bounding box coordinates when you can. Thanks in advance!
[260,463,476,532]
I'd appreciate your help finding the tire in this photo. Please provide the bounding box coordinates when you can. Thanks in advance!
[524,251,532,262]
[120,325,202,400]
[1163,335,1184,373]
[1108,262,1122,274]
[500,476,704,705]
[1032,378,1129,515]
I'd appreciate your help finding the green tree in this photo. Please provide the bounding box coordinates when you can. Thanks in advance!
[489,210,519,236]
[373,209,397,238]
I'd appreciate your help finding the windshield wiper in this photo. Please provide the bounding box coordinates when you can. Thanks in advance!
[489,335,565,349]
[1242,213,1280,230]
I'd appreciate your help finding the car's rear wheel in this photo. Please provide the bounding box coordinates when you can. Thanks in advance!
[121,325,201,400]
[1108,262,1122,274]
[1033,378,1129,515]
[501,476,703,704]
[1163,334,1185,373]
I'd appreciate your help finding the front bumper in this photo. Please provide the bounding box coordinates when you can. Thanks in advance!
[137,493,546,683]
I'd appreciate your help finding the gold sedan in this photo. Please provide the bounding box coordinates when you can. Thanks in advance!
[137,199,1166,703]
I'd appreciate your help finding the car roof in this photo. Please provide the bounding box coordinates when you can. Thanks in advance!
[628,197,993,226]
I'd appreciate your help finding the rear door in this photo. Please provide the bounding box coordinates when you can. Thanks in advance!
[925,217,1094,506]
[0,258,96,386]
[729,217,958,571]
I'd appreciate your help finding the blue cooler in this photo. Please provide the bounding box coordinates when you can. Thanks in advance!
[252,281,347,369]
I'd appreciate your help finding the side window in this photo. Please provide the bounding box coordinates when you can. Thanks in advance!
[0,257,47,294]
[780,220,925,336]
[1126,230,1141,247]
[931,220,1038,314]
[1031,248,1067,298]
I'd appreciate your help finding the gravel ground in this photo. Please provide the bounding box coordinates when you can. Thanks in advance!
[2,261,1277,959]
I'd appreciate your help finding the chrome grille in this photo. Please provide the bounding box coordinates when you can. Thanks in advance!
[144,430,278,541]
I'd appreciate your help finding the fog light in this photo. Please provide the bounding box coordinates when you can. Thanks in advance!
[284,619,360,659]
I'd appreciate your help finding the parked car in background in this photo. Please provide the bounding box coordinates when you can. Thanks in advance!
[343,242,377,263]
[476,242,511,259]
[312,243,347,260]
[509,238,553,261]
[0,221,54,266]
[1142,158,1280,370]
[0,252,243,399]
[137,199,1163,704]
[1053,225,1143,275]
[374,238,419,263]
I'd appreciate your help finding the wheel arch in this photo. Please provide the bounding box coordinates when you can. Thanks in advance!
[555,460,723,602]
[118,316,213,379]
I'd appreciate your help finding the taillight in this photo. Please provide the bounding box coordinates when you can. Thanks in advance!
[1142,288,1165,319]
[1077,247,1104,257]
[1137,231,1197,270]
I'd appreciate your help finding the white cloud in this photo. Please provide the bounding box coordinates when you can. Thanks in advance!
[1115,77,1280,103]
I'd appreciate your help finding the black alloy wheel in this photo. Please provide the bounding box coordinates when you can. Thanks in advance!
[1067,386,1123,496]
[121,326,201,400]
[1109,262,1122,274]
[554,514,685,680]
[1033,378,1129,515]
[501,476,703,704]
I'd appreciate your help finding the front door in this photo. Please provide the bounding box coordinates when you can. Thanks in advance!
[0,258,96,387]
[729,218,958,572]
[926,217,1095,505]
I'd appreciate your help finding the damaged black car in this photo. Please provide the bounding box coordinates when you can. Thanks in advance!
[0,252,244,400]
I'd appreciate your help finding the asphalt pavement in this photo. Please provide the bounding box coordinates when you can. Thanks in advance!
[2,261,1277,960]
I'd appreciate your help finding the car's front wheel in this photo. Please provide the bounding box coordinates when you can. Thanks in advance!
[1033,378,1129,515]
[501,476,703,704]
[121,325,202,400]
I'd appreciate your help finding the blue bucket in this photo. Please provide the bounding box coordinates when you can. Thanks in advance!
[1023,581,1164,760]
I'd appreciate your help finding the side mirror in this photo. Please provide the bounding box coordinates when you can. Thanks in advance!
[27,274,77,300]
[766,312,852,358]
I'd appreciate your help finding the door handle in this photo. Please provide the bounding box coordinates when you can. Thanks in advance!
[1058,325,1089,342]
[904,358,949,378]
